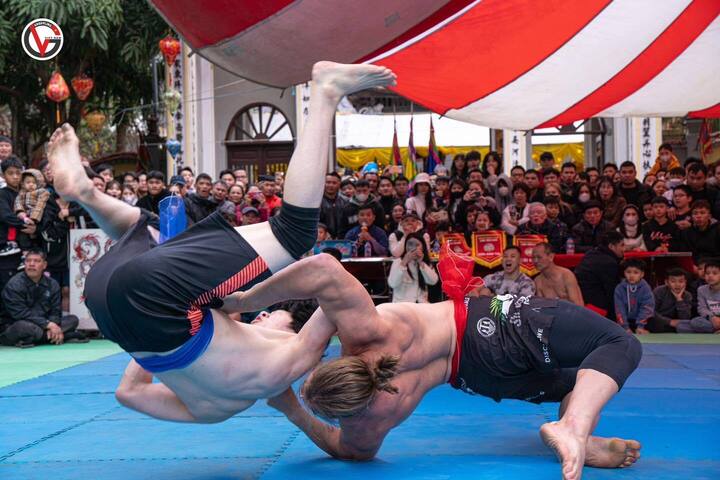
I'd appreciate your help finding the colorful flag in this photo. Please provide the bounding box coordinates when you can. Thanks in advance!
[405,116,418,179]
[698,119,714,162]
[391,117,402,177]
[427,117,440,174]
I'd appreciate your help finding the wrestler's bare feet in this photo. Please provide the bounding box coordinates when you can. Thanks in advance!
[311,61,396,103]
[47,123,93,202]
[540,421,586,480]
[585,436,641,469]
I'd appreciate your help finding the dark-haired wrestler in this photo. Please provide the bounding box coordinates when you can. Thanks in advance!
[231,251,643,480]
[46,61,396,423]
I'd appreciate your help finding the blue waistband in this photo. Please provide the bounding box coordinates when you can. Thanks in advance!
[133,310,214,373]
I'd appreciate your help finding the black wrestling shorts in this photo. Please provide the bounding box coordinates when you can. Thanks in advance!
[84,211,272,353]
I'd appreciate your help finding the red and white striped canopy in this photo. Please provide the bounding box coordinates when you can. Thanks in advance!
[151,0,720,130]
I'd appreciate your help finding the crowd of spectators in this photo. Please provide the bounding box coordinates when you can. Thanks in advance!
[0,133,718,346]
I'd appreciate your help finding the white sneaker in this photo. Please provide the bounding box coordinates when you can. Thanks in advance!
[0,244,20,256]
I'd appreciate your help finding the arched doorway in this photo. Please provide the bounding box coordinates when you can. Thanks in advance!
[224,103,294,184]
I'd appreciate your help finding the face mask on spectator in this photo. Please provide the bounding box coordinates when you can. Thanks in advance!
[451,191,464,199]
[355,193,368,203]
[498,186,510,196]
[578,193,591,203]
[667,178,682,188]
[123,194,137,203]
[660,154,671,162]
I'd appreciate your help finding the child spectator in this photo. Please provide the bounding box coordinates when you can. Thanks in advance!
[614,259,654,334]
[642,197,680,251]
[677,259,720,333]
[14,169,50,250]
[650,268,693,333]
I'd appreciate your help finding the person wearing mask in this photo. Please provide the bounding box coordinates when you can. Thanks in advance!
[183,173,217,224]
[575,231,625,318]
[571,200,612,253]
[344,206,388,257]
[500,183,530,236]
[121,185,138,206]
[517,203,568,253]
[648,143,681,176]
[617,161,652,218]
[339,178,355,202]
[405,173,433,219]
[387,232,438,303]
[319,172,347,238]
[571,183,595,219]
[642,197,681,252]
[617,204,646,252]
[340,179,385,235]
[493,174,514,215]
[136,171,170,215]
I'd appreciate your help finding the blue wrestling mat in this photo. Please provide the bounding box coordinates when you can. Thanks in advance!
[1,340,718,479]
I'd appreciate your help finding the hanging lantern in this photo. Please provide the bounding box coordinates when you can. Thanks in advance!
[46,71,70,103]
[159,35,181,65]
[163,89,182,115]
[166,139,181,159]
[71,74,94,101]
[85,111,106,135]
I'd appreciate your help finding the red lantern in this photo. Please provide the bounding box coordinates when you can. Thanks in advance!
[159,36,181,65]
[46,71,70,103]
[71,74,94,101]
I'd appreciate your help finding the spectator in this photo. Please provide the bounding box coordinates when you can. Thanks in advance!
[94,163,114,184]
[316,222,331,242]
[479,246,535,297]
[686,161,719,218]
[344,205,388,257]
[387,232,438,303]
[319,172,347,238]
[602,163,619,181]
[559,162,578,201]
[617,161,652,218]
[405,173,433,218]
[339,178,355,202]
[672,184,694,231]
[183,173,216,223]
[651,179,667,198]
[571,200,612,253]
[465,150,481,171]
[90,168,106,192]
[241,205,261,225]
[434,175,450,208]
[14,169,50,251]
[389,212,427,258]
[105,180,122,199]
[394,175,410,200]
[179,166,195,193]
[642,197,680,251]
[122,172,139,192]
[614,259,654,334]
[575,231,624,318]
[168,175,187,197]
[226,184,246,226]
[539,151,555,170]
[523,169,544,203]
[218,169,236,189]
[481,151,501,194]
[676,259,720,333]
[531,242,583,305]
[543,183,576,227]
[0,135,12,169]
[541,167,560,186]
[489,174,511,213]
[377,176,397,226]
[643,173,657,188]
[500,183,530,235]
[121,185,137,206]
[0,249,85,347]
[258,174,282,214]
[681,200,720,261]
[586,166,600,191]
[0,157,28,262]
[571,183,595,219]
[450,154,467,180]
[340,179,384,235]
[447,178,467,226]
[650,268,693,333]
[509,165,526,186]
[648,143,681,176]
[233,168,248,188]
[136,172,148,199]
[387,202,406,234]
[516,203,567,253]
[617,204,646,252]
[595,178,626,227]
[136,170,170,215]
[364,171,379,193]
[467,168,483,184]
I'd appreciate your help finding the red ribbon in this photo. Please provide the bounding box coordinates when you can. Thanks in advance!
[438,243,484,300]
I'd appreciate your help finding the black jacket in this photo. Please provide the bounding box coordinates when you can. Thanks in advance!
[682,223,720,260]
[574,246,621,319]
[340,196,385,236]
[136,189,171,215]
[183,193,217,225]
[618,181,652,217]
[571,220,612,253]
[320,194,347,238]
[39,192,70,270]
[1,271,61,328]
[0,185,24,246]
[642,219,681,251]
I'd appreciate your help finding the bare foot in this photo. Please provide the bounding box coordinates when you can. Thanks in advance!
[311,61,397,103]
[585,436,641,469]
[47,124,93,202]
[540,421,586,480]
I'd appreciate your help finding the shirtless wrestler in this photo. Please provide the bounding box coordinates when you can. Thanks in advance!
[230,250,643,480]
[533,243,584,306]
[46,61,396,423]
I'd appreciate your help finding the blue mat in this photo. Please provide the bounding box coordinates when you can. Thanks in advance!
[1,345,719,480]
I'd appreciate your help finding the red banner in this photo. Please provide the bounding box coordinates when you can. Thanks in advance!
[471,230,506,268]
[513,234,547,276]
[441,233,471,256]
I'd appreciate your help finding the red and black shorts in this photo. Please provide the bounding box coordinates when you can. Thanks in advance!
[84,211,272,353]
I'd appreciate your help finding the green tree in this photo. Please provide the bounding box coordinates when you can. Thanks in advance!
[0,0,170,159]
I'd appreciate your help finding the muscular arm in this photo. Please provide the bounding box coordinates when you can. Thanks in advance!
[114,360,196,423]
[563,270,585,306]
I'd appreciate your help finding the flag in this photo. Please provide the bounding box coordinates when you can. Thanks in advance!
[391,117,402,177]
[427,117,440,174]
[698,119,713,162]
[405,116,418,179]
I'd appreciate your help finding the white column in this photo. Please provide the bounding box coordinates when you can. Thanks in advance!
[503,129,530,172]
[629,117,662,178]
[196,57,216,178]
